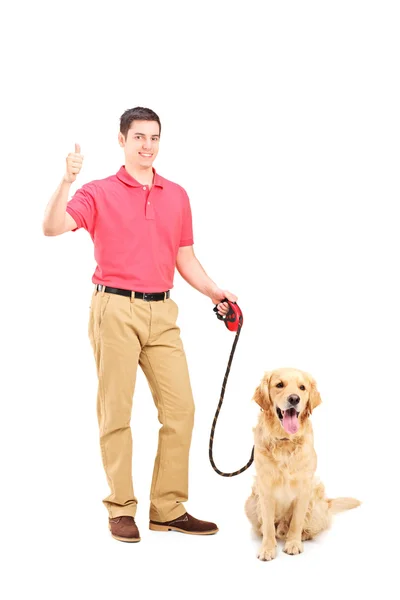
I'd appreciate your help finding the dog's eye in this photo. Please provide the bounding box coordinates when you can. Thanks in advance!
[276,382,284,388]
[299,385,306,391]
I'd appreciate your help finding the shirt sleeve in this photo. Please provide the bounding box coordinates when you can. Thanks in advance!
[179,189,194,247]
[66,183,96,234]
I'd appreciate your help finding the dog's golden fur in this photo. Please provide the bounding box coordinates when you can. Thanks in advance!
[245,368,360,561]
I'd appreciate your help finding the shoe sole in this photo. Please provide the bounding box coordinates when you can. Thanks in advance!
[149,523,219,535]
[108,524,141,542]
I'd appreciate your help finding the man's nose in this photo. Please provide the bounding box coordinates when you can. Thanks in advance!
[287,394,300,406]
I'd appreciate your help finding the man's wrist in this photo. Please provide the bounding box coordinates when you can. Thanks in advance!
[206,284,219,300]
[62,175,73,185]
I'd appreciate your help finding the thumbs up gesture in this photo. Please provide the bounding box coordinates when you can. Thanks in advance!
[64,143,84,183]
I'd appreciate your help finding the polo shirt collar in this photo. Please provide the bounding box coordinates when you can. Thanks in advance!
[116,166,164,188]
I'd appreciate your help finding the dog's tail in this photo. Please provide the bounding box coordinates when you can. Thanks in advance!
[327,497,361,515]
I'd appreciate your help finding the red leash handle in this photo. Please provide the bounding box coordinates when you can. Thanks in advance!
[213,298,243,331]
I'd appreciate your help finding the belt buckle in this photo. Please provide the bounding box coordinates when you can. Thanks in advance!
[142,292,149,301]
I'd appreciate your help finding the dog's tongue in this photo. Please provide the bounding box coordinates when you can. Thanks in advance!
[283,408,299,434]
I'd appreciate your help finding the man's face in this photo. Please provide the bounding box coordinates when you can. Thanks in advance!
[118,120,160,169]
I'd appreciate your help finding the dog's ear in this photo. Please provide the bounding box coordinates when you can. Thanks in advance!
[306,374,322,414]
[253,371,272,410]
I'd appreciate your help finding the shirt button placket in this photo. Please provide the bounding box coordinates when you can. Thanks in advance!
[144,186,154,219]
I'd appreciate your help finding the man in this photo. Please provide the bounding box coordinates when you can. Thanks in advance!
[42,107,238,542]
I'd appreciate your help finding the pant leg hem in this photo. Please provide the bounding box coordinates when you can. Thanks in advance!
[107,506,137,519]
[149,503,186,523]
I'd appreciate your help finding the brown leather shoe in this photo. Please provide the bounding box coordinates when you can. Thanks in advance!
[109,516,141,542]
[149,512,218,535]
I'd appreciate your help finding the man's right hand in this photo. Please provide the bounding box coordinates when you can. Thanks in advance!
[64,143,83,183]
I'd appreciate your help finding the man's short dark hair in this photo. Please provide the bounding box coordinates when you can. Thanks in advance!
[120,107,161,138]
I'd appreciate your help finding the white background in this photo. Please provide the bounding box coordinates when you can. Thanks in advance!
[1,0,399,598]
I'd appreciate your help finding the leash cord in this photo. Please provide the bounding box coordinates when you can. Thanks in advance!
[208,317,255,477]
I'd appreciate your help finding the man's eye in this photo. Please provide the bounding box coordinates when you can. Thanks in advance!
[299,385,306,391]
[276,382,284,388]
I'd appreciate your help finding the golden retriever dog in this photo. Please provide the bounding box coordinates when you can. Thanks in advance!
[245,368,360,561]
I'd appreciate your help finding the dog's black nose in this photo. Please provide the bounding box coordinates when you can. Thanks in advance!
[287,394,300,406]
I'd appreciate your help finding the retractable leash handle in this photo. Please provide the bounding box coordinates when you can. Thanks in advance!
[209,299,255,477]
[212,298,243,331]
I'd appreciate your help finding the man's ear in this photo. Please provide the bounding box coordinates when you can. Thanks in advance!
[118,132,126,148]
[253,371,272,410]
[306,373,322,414]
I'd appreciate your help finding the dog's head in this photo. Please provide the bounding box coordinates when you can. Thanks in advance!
[253,367,321,436]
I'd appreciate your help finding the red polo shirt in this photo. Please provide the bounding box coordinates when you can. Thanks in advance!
[66,166,194,292]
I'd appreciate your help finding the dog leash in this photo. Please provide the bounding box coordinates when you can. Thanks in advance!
[209,299,255,477]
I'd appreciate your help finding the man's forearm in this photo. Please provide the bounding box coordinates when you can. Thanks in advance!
[176,256,217,297]
[42,178,72,235]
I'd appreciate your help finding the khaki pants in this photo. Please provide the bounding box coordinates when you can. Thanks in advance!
[88,286,195,522]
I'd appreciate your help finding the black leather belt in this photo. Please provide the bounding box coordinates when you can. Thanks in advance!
[96,284,170,301]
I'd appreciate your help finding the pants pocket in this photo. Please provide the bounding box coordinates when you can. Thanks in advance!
[89,292,111,345]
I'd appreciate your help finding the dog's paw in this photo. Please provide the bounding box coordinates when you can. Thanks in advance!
[284,539,304,555]
[257,545,276,561]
